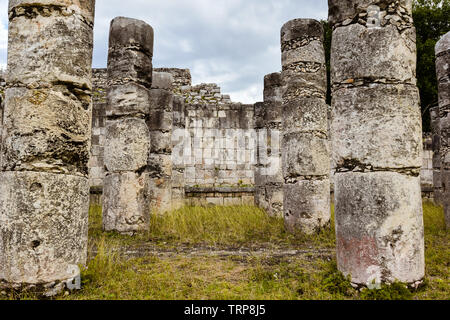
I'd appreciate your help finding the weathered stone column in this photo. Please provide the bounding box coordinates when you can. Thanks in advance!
[329,0,425,287]
[255,73,284,217]
[0,0,95,295]
[103,17,153,234]
[280,19,330,234]
[430,106,442,204]
[148,72,175,214]
[171,95,186,210]
[436,31,450,228]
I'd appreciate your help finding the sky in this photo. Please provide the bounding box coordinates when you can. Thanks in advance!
[0,0,328,103]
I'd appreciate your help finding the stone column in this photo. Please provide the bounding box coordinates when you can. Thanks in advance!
[148,72,175,214]
[0,0,95,296]
[430,106,442,205]
[255,73,284,217]
[171,95,186,210]
[329,0,425,287]
[103,17,153,234]
[436,31,450,228]
[280,19,330,234]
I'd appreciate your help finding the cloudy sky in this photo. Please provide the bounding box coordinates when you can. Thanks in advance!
[0,0,328,103]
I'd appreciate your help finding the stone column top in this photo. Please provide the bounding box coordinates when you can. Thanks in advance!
[9,0,96,24]
[328,0,412,26]
[436,31,450,56]
[264,72,283,89]
[281,19,323,45]
[109,16,154,57]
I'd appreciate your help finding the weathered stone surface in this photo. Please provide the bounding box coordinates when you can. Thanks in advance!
[148,88,174,131]
[283,97,328,135]
[430,106,442,204]
[282,132,330,177]
[436,31,450,228]
[331,84,422,170]
[7,2,94,89]
[104,118,150,173]
[1,87,92,176]
[331,23,416,85]
[328,0,413,26]
[9,0,96,23]
[103,172,150,234]
[107,17,153,88]
[334,172,425,285]
[281,18,324,43]
[330,0,424,286]
[0,171,89,293]
[106,83,151,117]
[281,19,330,235]
[152,72,174,90]
[284,179,331,234]
[264,73,283,103]
[148,177,173,215]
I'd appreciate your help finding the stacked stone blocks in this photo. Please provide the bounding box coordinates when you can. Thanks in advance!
[0,0,95,295]
[329,0,425,287]
[435,31,450,228]
[102,17,153,234]
[281,19,331,234]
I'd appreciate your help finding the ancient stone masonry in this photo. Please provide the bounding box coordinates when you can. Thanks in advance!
[329,0,425,288]
[0,0,95,295]
[102,17,153,234]
[430,106,442,204]
[435,31,450,228]
[281,19,330,234]
[148,72,175,214]
[255,73,284,217]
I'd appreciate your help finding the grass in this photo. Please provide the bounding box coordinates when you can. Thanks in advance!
[0,201,448,300]
[89,204,336,249]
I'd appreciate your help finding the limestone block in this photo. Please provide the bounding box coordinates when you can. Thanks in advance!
[282,132,330,177]
[1,87,91,176]
[107,17,153,87]
[334,171,425,285]
[106,83,151,117]
[0,171,89,291]
[150,131,172,154]
[264,72,283,103]
[152,72,174,90]
[148,177,172,214]
[265,184,284,218]
[283,97,328,135]
[148,89,174,131]
[7,7,93,89]
[282,41,326,69]
[103,172,150,234]
[284,179,331,234]
[281,18,324,43]
[437,82,450,110]
[282,73,327,99]
[148,154,173,177]
[104,118,150,172]
[331,24,416,84]
[331,84,422,170]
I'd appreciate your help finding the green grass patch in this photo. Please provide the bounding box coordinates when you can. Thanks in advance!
[1,201,448,300]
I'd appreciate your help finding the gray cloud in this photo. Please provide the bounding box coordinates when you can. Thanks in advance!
[0,0,328,102]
